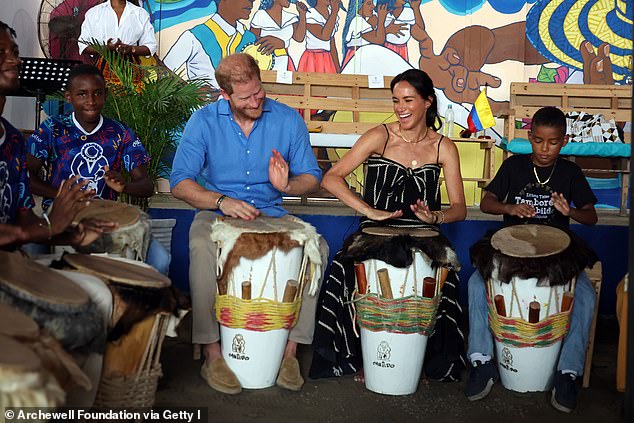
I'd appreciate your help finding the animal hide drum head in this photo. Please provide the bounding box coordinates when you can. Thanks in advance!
[72,199,140,228]
[361,226,439,238]
[491,224,570,258]
[63,254,171,288]
[0,251,89,306]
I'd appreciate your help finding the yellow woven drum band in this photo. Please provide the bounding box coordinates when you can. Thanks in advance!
[354,294,440,335]
[487,295,571,348]
[215,295,302,331]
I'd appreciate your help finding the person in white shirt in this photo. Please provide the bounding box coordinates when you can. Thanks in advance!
[78,0,157,60]
[162,0,256,88]
[341,0,389,68]
[380,0,422,61]
[297,0,341,74]
[250,0,308,72]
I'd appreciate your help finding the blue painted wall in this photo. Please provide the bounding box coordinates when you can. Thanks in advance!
[149,208,628,316]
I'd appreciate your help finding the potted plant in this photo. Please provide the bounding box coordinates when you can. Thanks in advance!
[90,43,209,210]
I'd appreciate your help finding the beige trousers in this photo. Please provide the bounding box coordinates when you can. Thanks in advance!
[189,210,328,345]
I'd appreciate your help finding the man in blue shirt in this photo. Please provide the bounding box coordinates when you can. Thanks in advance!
[171,53,326,395]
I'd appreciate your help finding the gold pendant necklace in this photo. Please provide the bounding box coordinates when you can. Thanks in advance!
[399,124,428,167]
[533,160,557,186]
[398,123,428,144]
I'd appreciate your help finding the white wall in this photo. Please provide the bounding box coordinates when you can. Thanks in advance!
[1,0,44,130]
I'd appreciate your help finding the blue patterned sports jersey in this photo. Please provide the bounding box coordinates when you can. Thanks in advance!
[0,117,35,224]
[28,114,151,210]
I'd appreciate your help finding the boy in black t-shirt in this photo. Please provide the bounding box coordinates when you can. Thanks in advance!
[464,107,598,413]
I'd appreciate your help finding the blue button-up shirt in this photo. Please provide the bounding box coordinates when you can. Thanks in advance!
[170,97,321,217]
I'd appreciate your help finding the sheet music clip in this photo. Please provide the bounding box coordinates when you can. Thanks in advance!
[16,57,81,129]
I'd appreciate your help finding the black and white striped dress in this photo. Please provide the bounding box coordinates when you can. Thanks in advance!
[309,140,466,381]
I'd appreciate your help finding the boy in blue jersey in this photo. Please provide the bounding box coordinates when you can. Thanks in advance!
[26,64,170,274]
[0,21,109,249]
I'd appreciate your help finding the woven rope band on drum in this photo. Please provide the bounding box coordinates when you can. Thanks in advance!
[486,295,571,348]
[215,295,303,332]
[354,294,441,336]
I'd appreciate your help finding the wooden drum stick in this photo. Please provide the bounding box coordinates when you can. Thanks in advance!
[377,269,393,299]
[241,281,251,300]
[354,263,368,294]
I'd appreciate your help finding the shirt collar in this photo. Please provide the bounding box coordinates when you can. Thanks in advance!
[211,13,244,36]
[72,113,104,135]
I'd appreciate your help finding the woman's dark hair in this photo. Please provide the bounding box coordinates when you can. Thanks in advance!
[390,69,441,131]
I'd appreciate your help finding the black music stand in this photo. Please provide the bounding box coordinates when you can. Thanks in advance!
[17,57,81,129]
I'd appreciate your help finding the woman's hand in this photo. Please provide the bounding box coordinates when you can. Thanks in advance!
[363,206,403,221]
[410,199,436,223]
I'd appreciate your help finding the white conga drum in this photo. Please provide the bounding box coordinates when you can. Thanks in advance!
[351,227,459,395]
[74,199,151,261]
[471,224,588,393]
[62,254,176,407]
[211,215,322,389]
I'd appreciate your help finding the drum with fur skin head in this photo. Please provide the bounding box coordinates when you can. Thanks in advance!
[61,253,177,408]
[351,227,458,395]
[211,215,323,389]
[471,224,588,393]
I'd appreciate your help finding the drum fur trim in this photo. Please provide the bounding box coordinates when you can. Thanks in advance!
[217,233,300,296]
[470,228,598,286]
[344,231,461,271]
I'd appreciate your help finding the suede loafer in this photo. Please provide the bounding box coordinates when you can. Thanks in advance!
[276,356,304,391]
[200,357,241,395]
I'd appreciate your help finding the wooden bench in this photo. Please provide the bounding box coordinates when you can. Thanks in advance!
[503,82,632,214]
[260,70,496,202]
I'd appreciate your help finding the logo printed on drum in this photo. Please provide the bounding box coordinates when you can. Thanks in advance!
[229,334,250,361]
[499,346,518,373]
[372,341,396,369]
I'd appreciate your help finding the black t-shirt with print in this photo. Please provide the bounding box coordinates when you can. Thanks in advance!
[485,154,597,229]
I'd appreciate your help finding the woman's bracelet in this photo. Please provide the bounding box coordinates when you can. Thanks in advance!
[432,210,445,225]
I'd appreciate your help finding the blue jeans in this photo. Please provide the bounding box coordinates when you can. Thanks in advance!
[146,237,171,276]
[467,269,596,375]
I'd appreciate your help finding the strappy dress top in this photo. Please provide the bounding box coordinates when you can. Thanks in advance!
[360,124,444,230]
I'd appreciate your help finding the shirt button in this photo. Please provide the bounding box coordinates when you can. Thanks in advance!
[246,186,250,190]
[251,200,255,204]
[246,171,250,175]
[247,150,250,154]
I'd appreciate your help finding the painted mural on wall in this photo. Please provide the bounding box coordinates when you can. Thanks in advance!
[137,0,632,131]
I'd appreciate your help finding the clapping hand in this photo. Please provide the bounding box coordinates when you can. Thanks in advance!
[103,165,127,193]
[551,192,570,216]
[268,149,290,194]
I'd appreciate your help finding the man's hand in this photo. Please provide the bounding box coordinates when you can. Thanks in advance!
[48,176,95,235]
[218,197,260,221]
[268,149,290,193]
[71,218,118,247]
[551,192,571,216]
[0,224,27,246]
[103,165,127,193]
[505,203,536,219]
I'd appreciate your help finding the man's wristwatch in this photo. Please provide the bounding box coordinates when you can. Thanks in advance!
[216,195,227,210]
